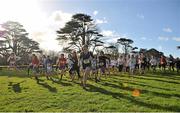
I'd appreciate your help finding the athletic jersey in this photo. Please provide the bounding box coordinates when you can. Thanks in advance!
[80,52,93,67]
[91,58,97,69]
[8,56,16,64]
[68,58,74,69]
[160,57,166,65]
[32,58,39,65]
[150,58,157,66]
[111,60,117,66]
[58,58,67,67]
[45,58,52,72]
[118,58,124,65]
[98,56,107,67]
[176,60,180,68]
[129,57,136,67]
[42,57,47,65]
[45,58,52,66]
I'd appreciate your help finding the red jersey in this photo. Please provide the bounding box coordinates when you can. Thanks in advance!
[58,58,67,67]
[160,57,166,64]
[32,57,39,65]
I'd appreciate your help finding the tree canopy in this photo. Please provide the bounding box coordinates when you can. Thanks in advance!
[56,13,104,53]
[0,21,41,64]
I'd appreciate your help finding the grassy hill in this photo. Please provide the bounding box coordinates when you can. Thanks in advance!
[0,69,180,112]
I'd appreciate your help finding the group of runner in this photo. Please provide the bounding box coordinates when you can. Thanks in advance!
[6,45,180,88]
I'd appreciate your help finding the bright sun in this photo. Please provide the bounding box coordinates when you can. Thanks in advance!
[0,0,61,51]
[0,0,47,31]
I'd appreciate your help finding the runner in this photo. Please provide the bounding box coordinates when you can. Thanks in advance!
[118,55,124,73]
[160,55,166,71]
[98,51,108,78]
[169,54,175,72]
[125,55,130,73]
[72,50,81,79]
[106,54,111,75]
[29,54,40,82]
[68,54,75,81]
[80,45,93,88]
[150,55,157,72]
[175,57,180,73]
[110,56,118,75]
[7,52,17,70]
[129,54,136,75]
[41,55,47,74]
[91,55,99,82]
[139,53,146,74]
[57,54,67,80]
[45,56,53,80]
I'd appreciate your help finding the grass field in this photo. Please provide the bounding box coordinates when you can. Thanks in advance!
[0,69,180,112]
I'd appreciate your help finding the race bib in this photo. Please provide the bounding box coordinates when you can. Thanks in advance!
[83,59,90,64]
[100,62,104,66]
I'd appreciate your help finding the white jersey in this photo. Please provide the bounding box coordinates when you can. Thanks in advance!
[68,59,74,69]
[111,60,117,66]
[118,58,124,65]
[129,57,136,69]
[150,58,157,66]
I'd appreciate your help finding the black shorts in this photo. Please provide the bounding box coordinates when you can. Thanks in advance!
[118,65,123,72]
[99,62,106,68]
[82,63,91,70]
[141,63,146,69]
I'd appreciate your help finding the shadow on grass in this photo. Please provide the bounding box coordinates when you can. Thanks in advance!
[109,77,174,91]
[132,76,180,85]
[100,81,180,98]
[146,72,180,81]
[50,77,73,86]
[85,84,180,112]
[8,80,26,93]
[37,81,57,93]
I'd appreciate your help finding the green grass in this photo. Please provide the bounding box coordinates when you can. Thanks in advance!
[0,69,180,112]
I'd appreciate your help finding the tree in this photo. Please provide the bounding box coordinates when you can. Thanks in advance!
[90,34,104,53]
[56,13,103,52]
[105,42,119,57]
[117,38,133,57]
[144,48,163,58]
[0,21,41,64]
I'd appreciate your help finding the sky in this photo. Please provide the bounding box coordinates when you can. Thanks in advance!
[0,0,179,57]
